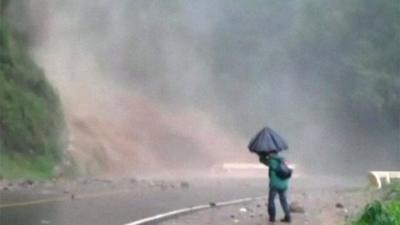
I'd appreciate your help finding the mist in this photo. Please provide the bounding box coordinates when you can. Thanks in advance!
[8,0,399,177]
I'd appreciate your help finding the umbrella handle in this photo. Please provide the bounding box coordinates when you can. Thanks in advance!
[259,156,269,166]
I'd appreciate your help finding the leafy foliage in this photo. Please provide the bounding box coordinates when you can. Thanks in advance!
[350,184,400,225]
[0,2,64,178]
[294,0,400,127]
[352,201,396,225]
[209,0,399,140]
[387,201,400,224]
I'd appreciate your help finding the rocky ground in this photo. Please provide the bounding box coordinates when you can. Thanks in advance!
[158,188,374,225]
[0,177,191,205]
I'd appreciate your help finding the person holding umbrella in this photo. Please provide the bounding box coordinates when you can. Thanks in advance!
[248,127,292,223]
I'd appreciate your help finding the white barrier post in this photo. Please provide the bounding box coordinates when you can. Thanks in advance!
[368,171,400,189]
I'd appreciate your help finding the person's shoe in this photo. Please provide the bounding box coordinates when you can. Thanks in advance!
[269,217,275,223]
[280,217,291,223]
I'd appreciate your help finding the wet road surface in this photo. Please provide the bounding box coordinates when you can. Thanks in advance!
[0,176,363,225]
[0,178,268,225]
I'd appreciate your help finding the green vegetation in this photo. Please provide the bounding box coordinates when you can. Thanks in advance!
[294,0,400,128]
[212,0,399,131]
[0,0,64,179]
[349,183,400,225]
[387,201,400,223]
[350,201,399,225]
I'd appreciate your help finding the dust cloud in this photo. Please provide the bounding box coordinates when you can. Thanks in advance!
[8,0,399,177]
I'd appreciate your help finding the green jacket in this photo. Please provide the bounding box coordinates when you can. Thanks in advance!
[267,155,289,190]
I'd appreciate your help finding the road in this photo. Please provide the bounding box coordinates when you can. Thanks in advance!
[0,176,364,225]
[0,178,269,225]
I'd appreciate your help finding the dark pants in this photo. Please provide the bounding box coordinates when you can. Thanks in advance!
[268,187,290,220]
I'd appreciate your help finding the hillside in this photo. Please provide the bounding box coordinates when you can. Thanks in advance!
[0,0,64,179]
[1,0,398,179]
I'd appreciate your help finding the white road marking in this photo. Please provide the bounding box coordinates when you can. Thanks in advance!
[124,196,265,225]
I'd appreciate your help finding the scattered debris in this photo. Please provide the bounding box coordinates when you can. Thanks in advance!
[239,207,247,213]
[22,179,34,186]
[289,201,305,213]
[180,181,190,189]
[209,202,217,207]
[232,219,239,223]
[336,203,344,208]
[130,178,137,184]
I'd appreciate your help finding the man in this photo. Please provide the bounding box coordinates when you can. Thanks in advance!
[259,151,291,223]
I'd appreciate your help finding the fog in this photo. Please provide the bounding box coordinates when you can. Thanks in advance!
[8,0,399,177]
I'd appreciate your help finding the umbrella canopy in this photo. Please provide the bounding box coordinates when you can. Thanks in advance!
[248,126,288,154]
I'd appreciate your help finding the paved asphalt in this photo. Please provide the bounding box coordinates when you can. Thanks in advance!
[0,176,363,225]
[0,178,268,225]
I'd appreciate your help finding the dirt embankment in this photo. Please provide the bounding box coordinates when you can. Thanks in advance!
[59,82,251,177]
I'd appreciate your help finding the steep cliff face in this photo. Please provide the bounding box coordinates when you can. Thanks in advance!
[0,0,64,179]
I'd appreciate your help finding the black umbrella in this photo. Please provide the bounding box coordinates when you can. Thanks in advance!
[248,126,288,154]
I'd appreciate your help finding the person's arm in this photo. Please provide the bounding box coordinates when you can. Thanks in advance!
[259,156,269,167]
